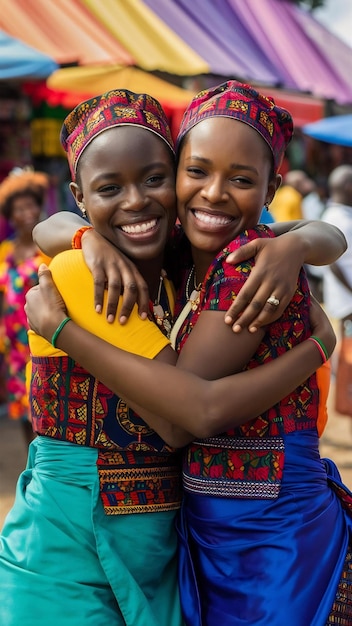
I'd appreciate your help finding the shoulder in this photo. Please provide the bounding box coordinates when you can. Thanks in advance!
[202,226,273,310]
[206,225,274,279]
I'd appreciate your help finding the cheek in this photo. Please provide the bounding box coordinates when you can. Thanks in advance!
[176,174,197,206]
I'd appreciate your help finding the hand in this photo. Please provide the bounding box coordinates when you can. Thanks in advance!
[224,236,303,333]
[25,264,67,342]
[309,296,336,358]
[81,229,150,323]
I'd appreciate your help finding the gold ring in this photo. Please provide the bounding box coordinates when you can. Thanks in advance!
[266,295,280,307]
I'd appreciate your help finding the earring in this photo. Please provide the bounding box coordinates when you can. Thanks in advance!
[77,201,86,218]
[264,202,270,211]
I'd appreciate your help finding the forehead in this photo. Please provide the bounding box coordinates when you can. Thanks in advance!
[181,116,272,160]
[79,125,174,172]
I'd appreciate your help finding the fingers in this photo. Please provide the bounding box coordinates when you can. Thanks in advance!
[224,285,288,333]
[37,263,51,277]
[92,262,150,324]
[226,241,258,265]
[118,282,150,324]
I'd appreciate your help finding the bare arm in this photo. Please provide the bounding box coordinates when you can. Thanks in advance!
[33,213,150,322]
[25,266,335,447]
[224,220,347,332]
[33,212,88,257]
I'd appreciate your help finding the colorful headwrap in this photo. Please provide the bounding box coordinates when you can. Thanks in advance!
[176,80,293,172]
[61,89,175,180]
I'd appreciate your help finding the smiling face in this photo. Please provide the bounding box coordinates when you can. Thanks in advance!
[71,125,176,263]
[176,117,280,271]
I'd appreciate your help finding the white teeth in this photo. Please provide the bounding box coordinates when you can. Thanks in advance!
[194,210,232,226]
[121,219,157,234]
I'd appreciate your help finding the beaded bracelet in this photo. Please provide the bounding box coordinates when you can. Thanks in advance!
[308,336,328,364]
[71,226,94,250]
[51,317,71,348]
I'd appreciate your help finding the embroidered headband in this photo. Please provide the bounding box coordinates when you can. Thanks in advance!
[61,89,175,180]
[176,80,293,172]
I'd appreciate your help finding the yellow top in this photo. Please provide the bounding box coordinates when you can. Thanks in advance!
[28,249,172,359]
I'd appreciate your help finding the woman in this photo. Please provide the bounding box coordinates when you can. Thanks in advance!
[0,91,184,626]
[0,167,49,445]
[26,82,352,625]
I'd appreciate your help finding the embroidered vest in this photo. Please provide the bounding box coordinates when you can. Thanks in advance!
[30,356,182,515]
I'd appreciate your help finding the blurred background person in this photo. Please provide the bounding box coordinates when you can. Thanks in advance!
[269,169,315,222]
[321,164,352,419]
[0,168,50,446]
[270,169,327,300]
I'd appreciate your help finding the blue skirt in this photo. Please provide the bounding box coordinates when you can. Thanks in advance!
[0,437,184,626]
[177,431,352,626]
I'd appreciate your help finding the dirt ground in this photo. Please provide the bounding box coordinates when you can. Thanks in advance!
[0,383,351,527]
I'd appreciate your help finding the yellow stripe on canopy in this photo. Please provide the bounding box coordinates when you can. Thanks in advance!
[47,65,196,105]
[80,0,209,75]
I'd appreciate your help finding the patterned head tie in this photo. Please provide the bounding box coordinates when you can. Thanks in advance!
[61,89,175,180]
[176,80,293,172]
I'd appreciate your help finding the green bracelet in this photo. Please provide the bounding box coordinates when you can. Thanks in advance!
[51,317,71,348]
[310,335,329,361]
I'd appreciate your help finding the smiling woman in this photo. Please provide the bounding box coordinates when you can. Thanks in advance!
[0,91,185,626]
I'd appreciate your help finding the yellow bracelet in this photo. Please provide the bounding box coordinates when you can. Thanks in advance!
[71,226,93,249]
[51,317,71,348]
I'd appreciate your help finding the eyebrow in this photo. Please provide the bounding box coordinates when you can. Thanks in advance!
[184,155,259,174]
[91,161,169,182]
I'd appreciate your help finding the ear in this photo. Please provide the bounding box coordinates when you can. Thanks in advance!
[69,182,82,205]
[266,174,282,205]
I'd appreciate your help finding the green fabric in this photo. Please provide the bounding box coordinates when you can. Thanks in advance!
[0,437,184,626]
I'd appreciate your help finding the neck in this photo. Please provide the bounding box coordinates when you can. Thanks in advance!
[135,255,164,302]
[191,247,215,286]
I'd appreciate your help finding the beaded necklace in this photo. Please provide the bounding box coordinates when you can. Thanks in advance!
[151,269,172,338]
[185,264,202,311]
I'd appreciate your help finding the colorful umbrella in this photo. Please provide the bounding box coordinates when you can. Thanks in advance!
[303,115,352,147]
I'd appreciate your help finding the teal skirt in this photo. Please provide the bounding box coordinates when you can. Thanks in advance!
[0,437,184,626]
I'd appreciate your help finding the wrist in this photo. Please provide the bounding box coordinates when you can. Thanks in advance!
[71,226,94,250]
[307,336,329,364]
[51,316,72,348]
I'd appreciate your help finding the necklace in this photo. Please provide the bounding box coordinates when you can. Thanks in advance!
[152,269,172,338]
[185,265,202,311]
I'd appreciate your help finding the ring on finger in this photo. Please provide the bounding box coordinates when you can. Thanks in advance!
[266,295,280,307]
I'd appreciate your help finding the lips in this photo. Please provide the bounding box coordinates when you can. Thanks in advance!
[120,218,158,235]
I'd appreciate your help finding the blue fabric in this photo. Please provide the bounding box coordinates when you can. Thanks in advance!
[177,431,352,626]
[0,437,184,626]
[259,207,275,224]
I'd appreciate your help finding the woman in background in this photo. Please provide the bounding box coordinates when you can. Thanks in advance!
[0,168,49,445]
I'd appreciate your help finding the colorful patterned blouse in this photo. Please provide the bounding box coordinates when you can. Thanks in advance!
[175,225,320,500]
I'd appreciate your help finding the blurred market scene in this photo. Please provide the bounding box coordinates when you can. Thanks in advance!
[0,0,352,526]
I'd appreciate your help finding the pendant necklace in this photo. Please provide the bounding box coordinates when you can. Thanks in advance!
[152,269,172,338]
[185,264,202,311]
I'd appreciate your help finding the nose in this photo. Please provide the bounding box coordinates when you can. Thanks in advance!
[200,176,228,203]
[120,185,148,212]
